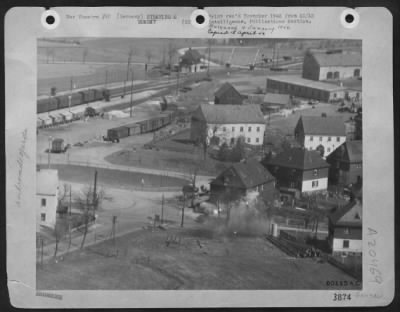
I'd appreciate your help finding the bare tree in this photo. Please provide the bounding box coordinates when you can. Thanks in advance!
[76,184,106,249]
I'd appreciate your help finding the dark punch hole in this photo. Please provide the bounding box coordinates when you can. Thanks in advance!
[196,15,205,25]
[46,15,55,25]
[345,14,354,24]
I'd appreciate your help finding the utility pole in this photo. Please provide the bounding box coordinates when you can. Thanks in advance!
[68,185,72,251]
[161,193,164,223]
[176,68,180,95]
[180,194,185,227]
[93,169,98,209]
[129,69,134,117]
[112,216,117,247]
[207,40,211,76]
[123,47,133,98]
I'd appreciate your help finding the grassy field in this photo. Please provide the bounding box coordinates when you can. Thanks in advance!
[37,222,360,290]
[38,164,187,189]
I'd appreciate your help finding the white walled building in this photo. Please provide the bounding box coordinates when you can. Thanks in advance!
[36,169,59,231]
[329,199,362,256]
[295,115,347,157]
[190,104,265,146]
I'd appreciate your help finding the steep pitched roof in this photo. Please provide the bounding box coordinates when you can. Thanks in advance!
[268,148,329,170]
[312,52,362,67]
[346,140,362,163]
[214,82,242,99]
[298,116,346,136]
[37,169,58,196]
[197,104,265,124]
[263,93,291,106]
[329,200,362,227]
[212,160,275,189]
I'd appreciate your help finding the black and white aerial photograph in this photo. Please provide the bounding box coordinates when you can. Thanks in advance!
[35,38,363,290]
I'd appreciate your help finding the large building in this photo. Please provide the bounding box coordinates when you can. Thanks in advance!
[326,140,362,186]
[266,75,349,102]
[265,147,330,196]
[294,115,347,157]
[214,82,243,105]
[328,199,362,256]
[210,160,276,202]
[190,104,265,146]
[36,169,59,231]
[302,50,362,81]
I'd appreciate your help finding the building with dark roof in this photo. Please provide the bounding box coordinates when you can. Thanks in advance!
[326,140,362,186]
[210,160,276,201]
[328,199,362,256]
[265,147,330,196]
[266,75,348,102]
[261,93,292,113]
[190,104,265,146]
[294,115,347,157]
[302,50,362,81]
[214,82,243,105]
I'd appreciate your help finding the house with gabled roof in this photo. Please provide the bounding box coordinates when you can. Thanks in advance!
[328,199,362,256]
[190,104,265,146]
[214,82,243,105]
[302,50,362,81]
[326,140,362,186]
[210,160,276,202]
[265,147,330,196]
[179,48,205,73]
[294,115,347,157]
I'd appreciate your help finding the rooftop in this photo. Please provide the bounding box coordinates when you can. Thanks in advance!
[268,147,329,170]
[345,140,362,163]
[37,169,59,196]
[267,75,347,92]
[311,51,362,67]
[211,160,275,189]
[298,115,346,136]
[214,82,242,99]
[329,200,362,227]
[196,104,265,124]
[263,93,291,105]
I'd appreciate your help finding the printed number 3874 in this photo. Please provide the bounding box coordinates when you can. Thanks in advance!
[333,293,352,301]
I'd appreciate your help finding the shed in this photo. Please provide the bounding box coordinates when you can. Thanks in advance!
[263,93,291,107]
[214,82,243,105]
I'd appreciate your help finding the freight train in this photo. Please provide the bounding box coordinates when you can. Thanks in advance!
[104,111,174,143]
[37,84,135,114]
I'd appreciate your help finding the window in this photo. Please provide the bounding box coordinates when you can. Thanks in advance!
[328,137,332,142]
[327,148,331,153]
[327,72,333,79]
[313,169,318,176]
[319,137,323,142]
[247,138,251,143]
[257,126,260,132]
[344,228,351,235]
[336,137,340,142]
[312,180,319,188]
[232,126,235,132]
[333,93,337,98]
[343,240,350,248]
[309,136,313,141]
[41,213,46,222]
[41,198,46,207]
[240,127,244,132]
[222,127,226,132]
[248,126,252,132]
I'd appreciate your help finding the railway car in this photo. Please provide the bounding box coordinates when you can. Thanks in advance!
[37,98,49,114]
[57,95,69,109]
[47,98,58,111]
[94,88,104,101]
[107,126,129,141]
[70,92,84,107]
[125,123,141,136]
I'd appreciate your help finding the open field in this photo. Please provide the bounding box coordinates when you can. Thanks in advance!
[37,223,360,290]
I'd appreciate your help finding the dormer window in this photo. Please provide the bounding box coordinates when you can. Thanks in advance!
[313,169,318,176]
